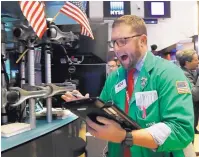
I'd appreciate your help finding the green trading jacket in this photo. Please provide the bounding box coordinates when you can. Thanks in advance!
[100,51,194,157]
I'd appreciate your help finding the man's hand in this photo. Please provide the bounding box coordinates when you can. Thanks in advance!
[86,116,126,143]
[61,90,89,102]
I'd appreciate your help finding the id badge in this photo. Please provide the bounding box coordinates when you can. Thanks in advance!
[115,80,127,94]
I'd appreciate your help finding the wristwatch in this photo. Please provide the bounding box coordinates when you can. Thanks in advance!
[121,131,133,147]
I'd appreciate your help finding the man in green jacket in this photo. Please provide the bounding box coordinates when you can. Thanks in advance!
[62,15,194,157]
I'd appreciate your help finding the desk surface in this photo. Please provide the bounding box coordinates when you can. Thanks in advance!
[1,114,78,152]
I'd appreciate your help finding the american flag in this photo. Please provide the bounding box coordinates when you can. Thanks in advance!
[176,81,191,94]
[19,1,47,39]
[60,1,94,39]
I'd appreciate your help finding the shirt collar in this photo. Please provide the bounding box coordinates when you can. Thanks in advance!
[135,52,147,72]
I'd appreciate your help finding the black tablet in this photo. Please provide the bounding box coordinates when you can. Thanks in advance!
[62,97,141,131]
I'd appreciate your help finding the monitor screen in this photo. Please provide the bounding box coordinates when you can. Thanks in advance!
[144,1,171,18]
[49,64,107,97]
[58,23,109,62]
[5,59,11,80]
[103,1,131,18]
[11,70,19,79]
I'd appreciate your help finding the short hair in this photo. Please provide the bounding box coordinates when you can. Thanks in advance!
[175,50,183,61]
[178,49,197,67]
[151,44,157,51]
[112,15,147,36]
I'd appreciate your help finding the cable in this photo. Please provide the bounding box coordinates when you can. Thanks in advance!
[102,141,108,157]
[66,55,85,65]
[59,44,84,65]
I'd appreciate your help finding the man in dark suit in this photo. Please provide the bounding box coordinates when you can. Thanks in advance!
[178,49,199,134]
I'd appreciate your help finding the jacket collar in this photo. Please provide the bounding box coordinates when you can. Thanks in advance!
[130,51,155,103]
[117,51,155,79]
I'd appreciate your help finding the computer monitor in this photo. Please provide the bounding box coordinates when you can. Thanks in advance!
[144,1,171,18]
[57,23,109,62]
[5,59,11,79]
[49,64,107,97]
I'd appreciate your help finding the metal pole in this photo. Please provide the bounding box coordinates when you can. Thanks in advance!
[19,42,27,120]
[19,42,26,86]
[1,22,8,124]
[45,44,52,122]
[28,41,36,129]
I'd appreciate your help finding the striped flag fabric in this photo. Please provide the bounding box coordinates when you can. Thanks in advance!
[19,1,47,39]
[59,1,94,39]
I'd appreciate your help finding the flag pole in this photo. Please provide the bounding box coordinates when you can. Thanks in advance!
[16,40,37,64]
[50,12,60,24]
[16,49,29,64]
[16,12,61,64]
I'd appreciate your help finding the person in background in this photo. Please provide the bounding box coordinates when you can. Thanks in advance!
[196,65,199,77]
[62,15,195,157]
[177,49,199,134]
[176,50,183,60]
[107,57,120,74]
[151,44,158,55]
[174,50,183,66]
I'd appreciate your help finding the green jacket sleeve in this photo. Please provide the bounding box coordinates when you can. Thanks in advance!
[100,79,109,102]
[100,73,114,103]
[156,66,194,152]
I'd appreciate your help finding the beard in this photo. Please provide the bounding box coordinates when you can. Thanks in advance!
[119,49,142,70]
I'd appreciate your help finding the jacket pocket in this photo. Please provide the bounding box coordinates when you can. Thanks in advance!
[136,99,160,128]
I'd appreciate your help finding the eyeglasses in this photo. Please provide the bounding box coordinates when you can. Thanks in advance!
[108,34,142,48]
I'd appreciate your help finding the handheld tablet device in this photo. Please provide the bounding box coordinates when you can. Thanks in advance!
[62,97,141,131]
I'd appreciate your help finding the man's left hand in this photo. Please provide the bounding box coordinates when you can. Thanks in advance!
[86,116,126,143]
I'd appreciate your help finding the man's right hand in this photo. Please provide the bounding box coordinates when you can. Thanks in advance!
[61,90,89,102]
